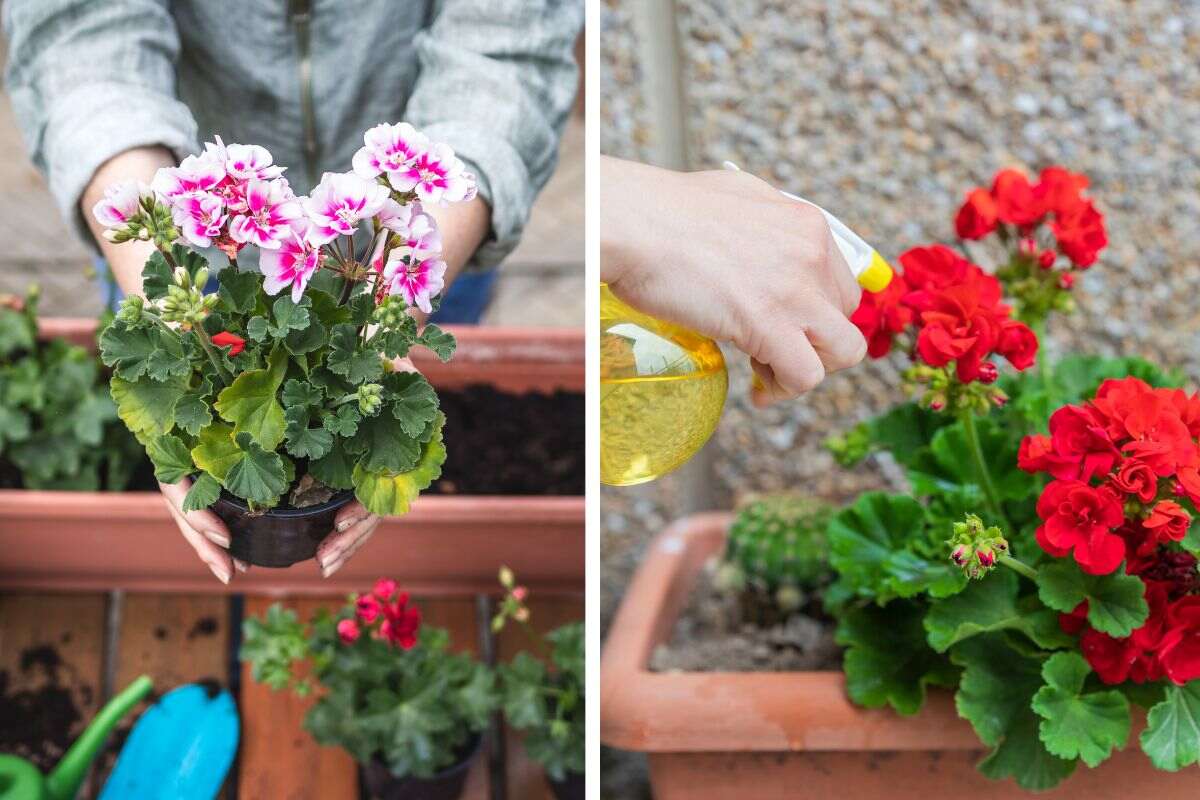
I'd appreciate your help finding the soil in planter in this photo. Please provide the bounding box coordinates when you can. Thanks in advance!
[434,385,584,496]
[0,644,88,772]
[649,560,842,673]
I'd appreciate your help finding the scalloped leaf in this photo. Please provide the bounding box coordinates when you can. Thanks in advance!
[182,471,222,512]
[147,434,194,484]
[110,375,188,440]
[1140,682,1200,771]
[215,344,287,450]
[1037,560,1148,638]
[387,372,439,438]
[190,422,240,482]
[224,432,288,506]
[1032,652,1129,768]
[326,323,384,384]
[352,414,445,516]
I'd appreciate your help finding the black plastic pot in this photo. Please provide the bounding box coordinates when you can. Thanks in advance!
[547,769,585,800]
[360,734,482,800]
[213,491,354,568]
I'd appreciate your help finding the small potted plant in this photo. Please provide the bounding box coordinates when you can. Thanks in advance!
[241,578,495,799]
[604,167,1200,795]
[93,123,473,566]
[0,287,143,491]
[493,568,585,800]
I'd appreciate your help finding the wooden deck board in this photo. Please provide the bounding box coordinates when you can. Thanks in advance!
[497,595,585,800]
[0,592,107,797]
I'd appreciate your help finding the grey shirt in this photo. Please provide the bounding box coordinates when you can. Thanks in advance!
[3,0,582,269]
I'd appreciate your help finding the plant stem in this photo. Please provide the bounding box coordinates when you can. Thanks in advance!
[518,618,553,663]
[193,326,233,387]
[999,555,1039,582]
[960,409,1009,529]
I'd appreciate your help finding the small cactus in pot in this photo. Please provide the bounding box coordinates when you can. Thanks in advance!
[715,494,831,625]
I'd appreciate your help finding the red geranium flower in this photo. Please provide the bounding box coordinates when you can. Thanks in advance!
[991,168,1043,226]
[1035,479,1126,575]
[337,618,361,644]
[211,331,246,357]
[1109,458,1158,503]
[897,245,974,292]
[996,319,1038,371]
[849,275,911,358]
[355,594,382,623]
[1046,405,1121,481]
[1159,596,1200,684]
[1035,166,1090,216]
[1144,500,1192,546]
[955,188,998,240]
[1052,200,1107,268]
[380,596,421,650]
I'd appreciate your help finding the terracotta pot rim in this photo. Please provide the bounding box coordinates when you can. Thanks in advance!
[600,511,982,754]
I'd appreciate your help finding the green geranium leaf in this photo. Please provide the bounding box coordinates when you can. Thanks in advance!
[217,268,262,314]
[309,438,356,490]
[285,317,326,356]
[1140,682,1200,771]
[387,372,439,438]
[99,323,189,382]
[215,345,287,450]
[827,492,927,603]
[190,423,241,482]
[246,316,269,342]
[323,403,361,437]
[110,375,188,439]
[1037,560,1148,638]
[952,636,1077,791]
[173,380,214,436]
[327,323,384,384]
[346,412,423,474]
[1031,652,1129,767]
[925,569,1069,653]
[284,407,334,460]
[417,324,455,362]
[0,308,34,358]
[834,599,957,715]
[880,549,969,600]
[182,471,222,512]
[71,393,116,446]
[917,418,1034,503]
[282,378,323,409]
[147,434,194,484]
[267,295,311,338]
[864,401,950,468]
[224,432,288,506]
[352,414,446,516]
[0,406,31,450]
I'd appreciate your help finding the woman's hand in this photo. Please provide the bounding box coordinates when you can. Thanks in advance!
[315,502,382,577]
[159,478,245,584]
[600,156,868,407]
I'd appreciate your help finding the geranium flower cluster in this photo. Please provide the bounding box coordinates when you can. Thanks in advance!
[850,243,1038,413]
[92,122,476,315]
[956,166,1108,269]
[1019,377,1200,684]
[336,578,422,649]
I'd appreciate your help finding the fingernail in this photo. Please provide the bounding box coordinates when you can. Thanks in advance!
[234,559,248,573]
[208,563,230,584]
[317,546,343,569]
[322,558,344,578]
[207,530,231,548]
[336,516,363,533]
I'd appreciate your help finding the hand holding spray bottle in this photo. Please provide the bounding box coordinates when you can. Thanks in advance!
[599,162,894,487]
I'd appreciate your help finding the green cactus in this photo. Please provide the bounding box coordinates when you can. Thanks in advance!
[716,494,831,620]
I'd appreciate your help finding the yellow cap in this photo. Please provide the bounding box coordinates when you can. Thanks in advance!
[859,251,894,293]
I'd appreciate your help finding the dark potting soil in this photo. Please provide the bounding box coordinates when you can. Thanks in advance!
[434,385,584,496]
[649,560,843,673]
[0,644,88,772]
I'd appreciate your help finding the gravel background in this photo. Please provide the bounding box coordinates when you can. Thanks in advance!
[601,1,1200,796]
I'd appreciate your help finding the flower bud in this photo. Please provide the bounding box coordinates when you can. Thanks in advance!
[1019,237,1037,256]
[357,383,384,416]
[1038,250,1057,269]
[512,586,528,602]
[1058,273,1074,290]
[116,295,145,324]
[498,566,514,588]
[193,267,210,290]
[977,546,996,568]
[950,544,968,566]
[977,361,999,384]
[173,266,190,289]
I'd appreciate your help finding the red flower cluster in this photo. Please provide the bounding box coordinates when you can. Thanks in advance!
[338,577,422,649]
[1020,377,1200,684]
[851,244,1038,383]
[955,166,1108,269]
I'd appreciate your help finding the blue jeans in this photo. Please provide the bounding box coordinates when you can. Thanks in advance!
[97,259,496,325]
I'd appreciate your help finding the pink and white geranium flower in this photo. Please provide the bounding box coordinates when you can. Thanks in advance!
[260,221,322,303]
[204,136,285,182]
[303,172,390,244]
[228,179,302,250]
[381,250,446,315]
[171,192,228,248]
[352,122,428,182]
[390,143,477,205]
[91,180,146,228]
[151,152,226,201]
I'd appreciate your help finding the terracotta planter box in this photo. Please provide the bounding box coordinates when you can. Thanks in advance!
[601,512,1200,799]
[0,320,582,596]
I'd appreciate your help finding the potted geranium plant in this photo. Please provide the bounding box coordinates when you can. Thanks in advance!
[603,167,1200,795]
[241,578,494,799]
[0,287,143,491]
[493,568,585,800]
[92,123,471,566]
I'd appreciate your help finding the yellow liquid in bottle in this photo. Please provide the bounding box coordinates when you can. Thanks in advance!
[600,283,728,486]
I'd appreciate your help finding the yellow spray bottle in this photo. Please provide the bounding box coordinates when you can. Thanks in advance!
[599,162,894,487]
